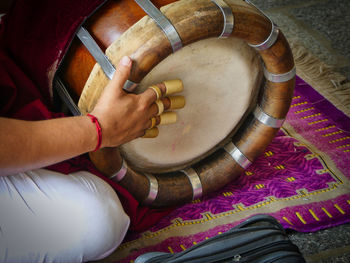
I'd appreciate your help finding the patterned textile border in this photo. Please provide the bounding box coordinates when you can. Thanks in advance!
[106,76,350,263]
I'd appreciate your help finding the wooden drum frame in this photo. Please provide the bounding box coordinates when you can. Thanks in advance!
[57,0,295,207]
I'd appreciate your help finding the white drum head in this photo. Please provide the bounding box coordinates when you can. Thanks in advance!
[120,37,262,173]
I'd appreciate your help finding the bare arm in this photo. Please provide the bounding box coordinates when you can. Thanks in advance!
[0,116,97,175]
[0,56,160,176]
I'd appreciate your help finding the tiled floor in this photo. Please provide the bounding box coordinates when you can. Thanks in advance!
[250,0,350,262]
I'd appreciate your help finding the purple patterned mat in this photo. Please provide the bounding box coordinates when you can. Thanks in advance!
[114,76,350,263]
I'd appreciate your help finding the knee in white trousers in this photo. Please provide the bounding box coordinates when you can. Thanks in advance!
[0,169,130,263]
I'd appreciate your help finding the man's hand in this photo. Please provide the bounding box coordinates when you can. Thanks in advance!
[91,56,184,148]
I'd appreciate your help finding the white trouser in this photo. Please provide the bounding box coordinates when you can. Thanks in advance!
[0,169,130,263]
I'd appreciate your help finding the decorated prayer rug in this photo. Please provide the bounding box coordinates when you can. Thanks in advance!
[98,44,350,263]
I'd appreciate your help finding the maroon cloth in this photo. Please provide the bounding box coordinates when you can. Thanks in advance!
[0,0,173,232]
[1,0,105,105]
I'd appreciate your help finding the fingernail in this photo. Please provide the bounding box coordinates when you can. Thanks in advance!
[121,56,131,66]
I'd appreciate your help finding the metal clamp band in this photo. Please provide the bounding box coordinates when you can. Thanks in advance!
[109,159,128,182]
[182,168,203,200]
[264,66,296,83]
[253,106,285,128]
[245,0,279,51]
[55,77,82,116]
[77,26,138,92]
[143,173,159,205]
[249,24,279,51]
[77,27,115,80]
[224,142,252,169]
[124,80,139,92]
[134,0,182,52]
[212,0,234,38]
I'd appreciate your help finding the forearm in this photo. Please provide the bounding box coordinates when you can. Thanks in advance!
[0,116,97,176]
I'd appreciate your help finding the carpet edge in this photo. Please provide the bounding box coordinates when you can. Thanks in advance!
[290,39,350,117]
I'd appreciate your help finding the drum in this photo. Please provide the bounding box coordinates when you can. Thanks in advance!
[56,0,295,207]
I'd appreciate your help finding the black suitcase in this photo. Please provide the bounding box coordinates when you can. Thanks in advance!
[135,214,305,263]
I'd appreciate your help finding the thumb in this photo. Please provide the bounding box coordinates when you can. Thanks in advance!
[109,56,132,94]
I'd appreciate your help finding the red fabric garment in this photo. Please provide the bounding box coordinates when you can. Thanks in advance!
[2,0,106,105]
[0,0,174,232]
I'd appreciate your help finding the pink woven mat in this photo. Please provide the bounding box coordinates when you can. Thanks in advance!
[114,76,350,263]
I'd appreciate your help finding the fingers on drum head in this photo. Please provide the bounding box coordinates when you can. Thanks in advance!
[149,85,162,100]
[159,112,177,125]
[143,80,183,139]
[142,127,159,138]
[149,117,157,129]
[169,95,185,110]
[163,79,183,95]
[148,79,183,100]
[155,99,164,115]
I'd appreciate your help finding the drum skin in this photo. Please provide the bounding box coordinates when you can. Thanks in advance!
[59,0,295,207]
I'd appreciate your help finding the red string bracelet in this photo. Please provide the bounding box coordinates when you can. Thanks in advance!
[86,113,102,152]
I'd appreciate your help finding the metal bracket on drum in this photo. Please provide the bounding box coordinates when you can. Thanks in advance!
[264,66,296,83]
[109,158,128,182]
[224,142,252,169]
[245,0,279,51]
[182,168,203,200]
[54,77,82,116]
[253,106,285,128]
[76,26,138,92]
[143,173,159,205]
[212,0,234,38]
[134,0,182,52]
